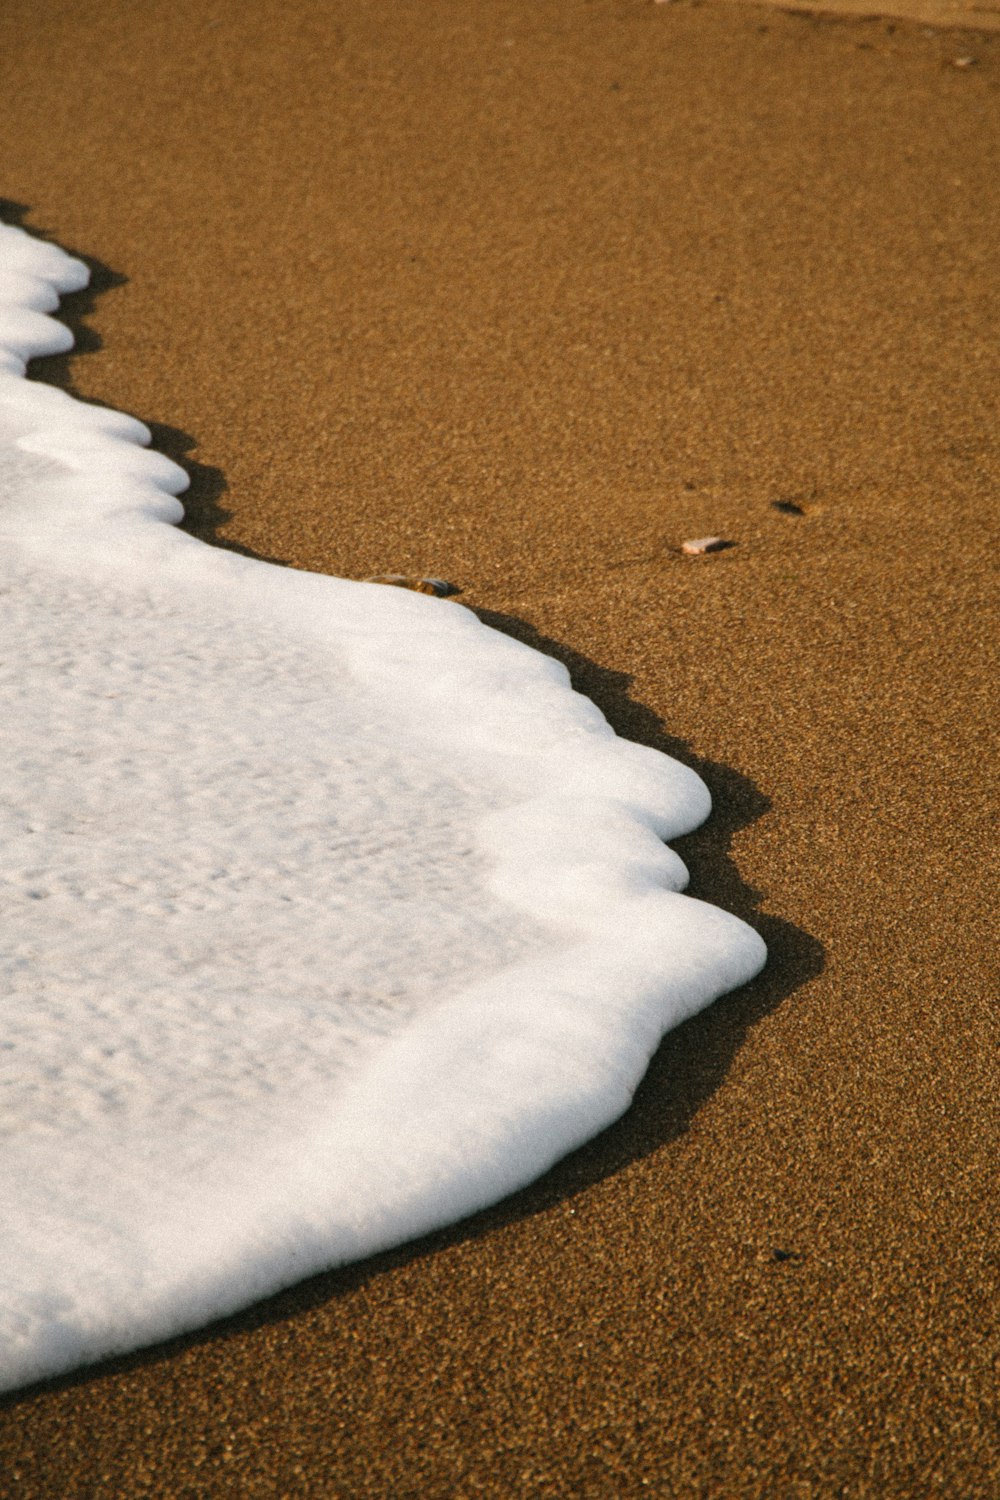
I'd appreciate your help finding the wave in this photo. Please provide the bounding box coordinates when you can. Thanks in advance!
[0,219,765,1392]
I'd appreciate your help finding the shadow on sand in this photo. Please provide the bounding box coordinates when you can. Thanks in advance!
[1,197,283,567]
[0,210,824,1406]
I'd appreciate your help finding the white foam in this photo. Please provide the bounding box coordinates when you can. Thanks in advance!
[0,220,766,1392]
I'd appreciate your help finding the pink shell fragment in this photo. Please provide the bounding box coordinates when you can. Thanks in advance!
[681,536,734,556]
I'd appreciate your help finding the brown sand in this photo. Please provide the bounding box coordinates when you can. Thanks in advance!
[1,0,998,1494]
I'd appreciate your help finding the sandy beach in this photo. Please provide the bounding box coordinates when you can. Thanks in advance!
[1,0,997,1493]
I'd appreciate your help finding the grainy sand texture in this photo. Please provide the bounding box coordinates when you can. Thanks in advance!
[1,0,998,1495]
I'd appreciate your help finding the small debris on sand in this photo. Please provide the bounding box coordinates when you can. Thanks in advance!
[951,55,976,67]
[364,575,460,597]
[681,536,735,556]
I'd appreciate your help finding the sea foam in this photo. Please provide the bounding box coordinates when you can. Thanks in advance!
[0,220,766,1392]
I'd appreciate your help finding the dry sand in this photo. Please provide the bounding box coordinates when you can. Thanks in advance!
[1,0,997,1494]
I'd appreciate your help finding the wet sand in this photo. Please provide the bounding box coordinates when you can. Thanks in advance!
[738,0,1000,32]
[1,0,997,1494]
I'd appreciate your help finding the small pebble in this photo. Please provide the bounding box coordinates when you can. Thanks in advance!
[364,575,459,597]
[681,536,734,555]
[952,55,976,67]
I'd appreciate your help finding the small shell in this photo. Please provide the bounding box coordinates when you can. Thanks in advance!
[364,574,460,597]
[680,536,734,556]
